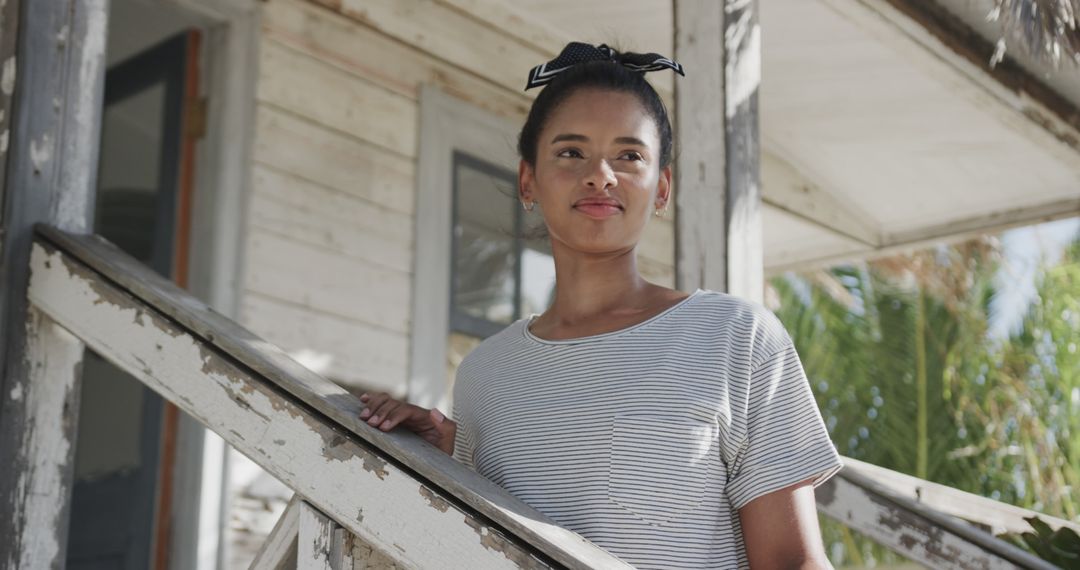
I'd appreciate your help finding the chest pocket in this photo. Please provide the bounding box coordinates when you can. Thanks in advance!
[607,413,718,525]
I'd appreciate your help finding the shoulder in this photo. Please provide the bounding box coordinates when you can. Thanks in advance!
[456,318,529,379]
[689,289,793,368]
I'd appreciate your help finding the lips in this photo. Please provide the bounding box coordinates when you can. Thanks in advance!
[573,198,623,219]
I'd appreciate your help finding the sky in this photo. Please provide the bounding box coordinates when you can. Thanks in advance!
[988,216,1080,340]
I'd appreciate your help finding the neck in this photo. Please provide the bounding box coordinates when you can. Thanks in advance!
[542,240,656,326]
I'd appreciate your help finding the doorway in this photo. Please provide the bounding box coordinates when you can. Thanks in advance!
[66,8,205,569]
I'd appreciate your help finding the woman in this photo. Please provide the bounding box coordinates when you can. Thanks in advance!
[360,43,843,569]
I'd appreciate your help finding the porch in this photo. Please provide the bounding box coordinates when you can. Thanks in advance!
[0,0,1078,568]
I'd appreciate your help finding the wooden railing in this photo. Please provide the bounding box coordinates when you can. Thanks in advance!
[24,225,1066,569]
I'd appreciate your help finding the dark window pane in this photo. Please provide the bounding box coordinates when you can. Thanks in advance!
[452,154,518,326]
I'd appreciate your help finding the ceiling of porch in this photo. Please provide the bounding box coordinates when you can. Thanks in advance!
[514,0,1080,275]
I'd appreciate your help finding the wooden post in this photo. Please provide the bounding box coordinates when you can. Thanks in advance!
[297,503,336,570]
[0,0,107,566]
[673,0,763,303]
[0,0,21,217]
[2,309,86,570]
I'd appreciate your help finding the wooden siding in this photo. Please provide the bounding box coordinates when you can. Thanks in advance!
[243,0,677,394]
[233,0,677,563]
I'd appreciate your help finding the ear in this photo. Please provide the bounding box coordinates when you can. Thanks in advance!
[518,159,536,202]
[655,165,672,209]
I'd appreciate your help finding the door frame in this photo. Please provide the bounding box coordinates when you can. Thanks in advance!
[139,0,260,569]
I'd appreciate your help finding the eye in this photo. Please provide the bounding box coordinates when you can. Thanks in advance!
[619,150,645,161]
[556,148,584,158]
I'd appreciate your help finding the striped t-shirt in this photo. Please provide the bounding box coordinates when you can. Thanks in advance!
[451,288,843,569]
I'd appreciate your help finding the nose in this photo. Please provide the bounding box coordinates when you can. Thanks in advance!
[583,157,617,191]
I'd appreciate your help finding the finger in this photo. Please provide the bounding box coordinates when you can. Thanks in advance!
[368,399,401,426]
[359,392,388,419]
[379,405,419,431]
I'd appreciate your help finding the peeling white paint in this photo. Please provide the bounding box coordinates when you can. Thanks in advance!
[25,244,590,570]
[52,0,107,232]
[9,382,22,401]
[1,129,9,155]
[725,20,761,119]
[818,475,1027,569]
[29,134,51,174]
[13,309,83,570]
[56,25,69,48]
[1,56,15,96]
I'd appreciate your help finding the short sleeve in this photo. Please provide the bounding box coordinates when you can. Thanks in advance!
[726,337,843,510]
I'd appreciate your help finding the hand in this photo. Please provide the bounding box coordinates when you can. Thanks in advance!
[358,392,457,456]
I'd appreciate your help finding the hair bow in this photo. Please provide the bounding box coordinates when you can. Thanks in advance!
[525,42,685,90]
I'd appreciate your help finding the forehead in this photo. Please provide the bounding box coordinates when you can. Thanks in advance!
[543,88,659,142]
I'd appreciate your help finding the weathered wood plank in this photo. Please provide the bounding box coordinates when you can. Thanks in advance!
[0,0,105,564]
[297,503,335,570]
[674,0,763,302]
[3,309,85,569]
[814,0,1080,173]
[243,228,411,334]
[329,527,356,570]
[0,0,21,220]
[842,457,1080,537]
[250,495,300,570]
[257,39,418,159]
[878,0,1080,154]
[720,0,763,304]
[766,195,1080,276]
[249,166,414,275]
[27,243,541,569]
[261,0,530,119]
[30,227,633,570]
[296,502,404,570]
[314,0,543,98]
[760,151,880,248]
[673,0,728,294]
[816,468,1055,569]
[431,0,675,107]
[253,106,415,216]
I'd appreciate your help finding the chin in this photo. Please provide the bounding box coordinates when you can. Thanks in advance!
[561,231,637,255]
[548,219,644,253]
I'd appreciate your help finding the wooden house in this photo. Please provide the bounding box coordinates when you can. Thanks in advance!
[1,0,1078,568]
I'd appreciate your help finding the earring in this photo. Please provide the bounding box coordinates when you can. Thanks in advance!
[522,201,535,212]
[654,204,667,217]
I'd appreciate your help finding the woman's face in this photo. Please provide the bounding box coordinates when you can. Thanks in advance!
[520,88,671,256]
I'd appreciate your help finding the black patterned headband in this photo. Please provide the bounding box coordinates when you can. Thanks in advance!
[525,42,685,90]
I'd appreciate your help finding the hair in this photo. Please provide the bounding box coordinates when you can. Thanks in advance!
[517,58,674,169]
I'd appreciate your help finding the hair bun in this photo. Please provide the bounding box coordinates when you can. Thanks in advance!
[525,42,684,90]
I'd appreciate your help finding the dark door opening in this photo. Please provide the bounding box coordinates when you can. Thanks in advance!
[67,30,200,570]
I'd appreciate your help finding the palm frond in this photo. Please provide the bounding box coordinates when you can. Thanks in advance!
[989,0,1080,68]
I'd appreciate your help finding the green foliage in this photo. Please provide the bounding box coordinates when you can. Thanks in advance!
[1000,517,1080,569]
[769,230,1080,567]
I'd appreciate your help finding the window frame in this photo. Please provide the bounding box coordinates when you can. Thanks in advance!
[448,150,524,339]
[409,87,522,410]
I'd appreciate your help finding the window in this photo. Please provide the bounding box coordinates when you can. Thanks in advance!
[410,87,555,410]
[450,152,555,338]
